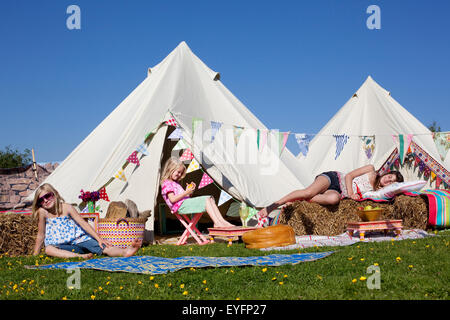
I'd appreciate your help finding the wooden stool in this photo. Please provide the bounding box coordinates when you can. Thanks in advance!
[347,219,403,241]
[208,226,259,245]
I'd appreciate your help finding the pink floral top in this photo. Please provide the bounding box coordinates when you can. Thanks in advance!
[337,172,374,198]
[161,180,189,213]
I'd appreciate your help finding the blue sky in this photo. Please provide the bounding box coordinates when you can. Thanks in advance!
[1,0,449,162]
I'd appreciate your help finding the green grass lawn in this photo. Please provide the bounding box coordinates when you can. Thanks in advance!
[1,230,449,301]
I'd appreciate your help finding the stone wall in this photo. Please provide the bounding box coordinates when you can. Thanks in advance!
[0,163,58,210]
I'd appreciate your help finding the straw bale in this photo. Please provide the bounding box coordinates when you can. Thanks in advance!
[278,195,429,236]
[0,214,37,256]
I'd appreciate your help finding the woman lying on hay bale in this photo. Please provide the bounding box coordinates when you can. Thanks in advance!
[258,164,403,218]
[277,195,429,236]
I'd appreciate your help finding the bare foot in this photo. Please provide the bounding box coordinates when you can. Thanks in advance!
[80,253,93,259]
[123,239,142,257]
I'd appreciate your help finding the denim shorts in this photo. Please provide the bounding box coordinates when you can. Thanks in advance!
[55,238,104,256]
[316,171,342,194]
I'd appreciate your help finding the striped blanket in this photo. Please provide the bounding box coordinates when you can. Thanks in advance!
[404,189,450,228]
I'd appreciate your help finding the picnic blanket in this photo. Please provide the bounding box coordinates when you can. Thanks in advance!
[404,189,450,227]
[260,229,433,251]
[26,251,333,274]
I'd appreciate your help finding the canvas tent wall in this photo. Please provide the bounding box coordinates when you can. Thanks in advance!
[297,76,449,189]
[25,41,310,242]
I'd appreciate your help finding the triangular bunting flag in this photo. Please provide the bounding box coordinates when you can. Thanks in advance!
[233,126,244,146]
[179,149,194,162]
[165,117,178,127]
[198,172,214,189]
[115,169,126,182]
[295,133,313,157]
[186,158,200,173]
[218,190,233,206]
[136,143,149,156]
[168,127,183,140]
[210,121,222,143]
[259,130,268,152]
[392,134,413,165]
[333,134,349,160]
[278,131,290,155]
[361,135,375,159]
[127,151,140,166]
[99,187,110,202]
[172,139,188,151]
[436,176,442,189]
[432,131,450,161]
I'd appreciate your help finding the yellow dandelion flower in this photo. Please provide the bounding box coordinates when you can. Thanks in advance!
[98,286,103,291]
[271,277,277,281]
[396,257,401,262]
[91,295,96,300]
[348,257,353,261]
[374,263,379,266]
[408,265,414,269]
[40,290,45,295]
[182,291,188,295]
[352,279,357,283]
[149,276,154,281]
[119,286,124,290]
[262,268,267,272]
[202,280,207,284]
[62,296,67,300]
[138,281,143,285]
[180,284,185,289]
[279,282,284,285]
[168,283,172,287]
[205,288,209,291]
[236,297,240,300]
[359,276,367,281]
[154,284,159,288]
[360,258,365,262]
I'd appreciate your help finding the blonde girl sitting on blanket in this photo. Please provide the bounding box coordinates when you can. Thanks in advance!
[258,164,404,218]
[160,157,235,228]
[32,183,142,259]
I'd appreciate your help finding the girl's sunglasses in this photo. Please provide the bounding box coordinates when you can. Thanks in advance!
[37,192,54,205]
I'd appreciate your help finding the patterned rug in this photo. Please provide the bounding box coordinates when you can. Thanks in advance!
[260,229,433,251]
[25,251,334,274]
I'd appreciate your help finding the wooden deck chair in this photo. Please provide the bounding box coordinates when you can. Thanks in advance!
[173,211,210,245]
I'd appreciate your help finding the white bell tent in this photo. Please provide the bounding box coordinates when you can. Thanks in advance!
[297,76,449,189]
[27,41,311,241]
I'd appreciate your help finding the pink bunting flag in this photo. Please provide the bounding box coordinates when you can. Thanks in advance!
[198,172,214,189]
[127,151,140,166]
[279,131,290,155]
[179,149,194,162]
[260,130,268,152]
[165,118,178,127]
[99,187,110,202]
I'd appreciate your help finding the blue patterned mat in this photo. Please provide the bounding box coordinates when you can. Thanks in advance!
[26,252,333,274]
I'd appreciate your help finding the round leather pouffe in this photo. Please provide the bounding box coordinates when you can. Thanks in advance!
[242,225,296,249]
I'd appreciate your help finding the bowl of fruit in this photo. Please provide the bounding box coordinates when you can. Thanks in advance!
[356,205,384,222]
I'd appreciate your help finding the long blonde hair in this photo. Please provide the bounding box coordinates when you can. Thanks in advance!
[31,183,65,220]
[160,156,186,186]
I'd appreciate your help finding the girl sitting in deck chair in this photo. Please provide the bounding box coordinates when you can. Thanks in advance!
[160,157,235,228]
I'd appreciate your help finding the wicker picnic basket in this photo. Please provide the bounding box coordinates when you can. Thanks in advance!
[98,217,147,248]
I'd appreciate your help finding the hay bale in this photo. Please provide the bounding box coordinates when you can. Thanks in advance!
[278,195,429,236]
[0,214,37,256]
